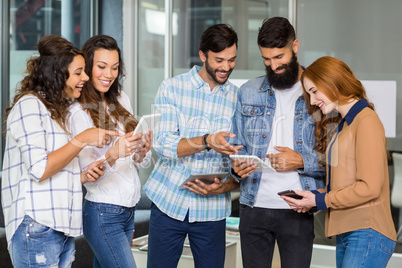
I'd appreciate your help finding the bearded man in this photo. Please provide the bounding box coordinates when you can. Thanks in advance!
[144,24,242,268]
[230,16,326,268]
[186,17,326,268]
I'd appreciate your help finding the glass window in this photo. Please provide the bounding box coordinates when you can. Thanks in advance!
[9,0,92,100]
[1,0,94,170]
[297,0,402,151]
[137,0,166,116]
[137,0,289,116]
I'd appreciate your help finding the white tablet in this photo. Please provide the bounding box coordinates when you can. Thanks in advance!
[179,172,228,190]
[133,113,161,135]
[229,155,276,173]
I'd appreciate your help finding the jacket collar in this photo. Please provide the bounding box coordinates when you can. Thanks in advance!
[344,98,369,126]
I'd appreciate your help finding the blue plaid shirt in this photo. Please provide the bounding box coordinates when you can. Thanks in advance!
[1,95,82,247]
[144,66,238,222]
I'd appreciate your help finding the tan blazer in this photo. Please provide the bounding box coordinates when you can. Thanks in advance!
[322,107,396,241]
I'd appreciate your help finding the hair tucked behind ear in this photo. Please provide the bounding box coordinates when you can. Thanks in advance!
[5,35,85,132]
[78,35,137,133]
[301,56,374,165]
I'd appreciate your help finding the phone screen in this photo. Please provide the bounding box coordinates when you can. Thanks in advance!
[277,190,303,200]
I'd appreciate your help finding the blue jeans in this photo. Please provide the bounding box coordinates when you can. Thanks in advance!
[336,228,396,268]
[239,205,314,268]
[9,215,75,268]
[147,203,226,268]
[83,200,136,268]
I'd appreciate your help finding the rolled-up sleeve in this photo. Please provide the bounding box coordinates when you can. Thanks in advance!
[153,82,183,159]
[8,98,50,181]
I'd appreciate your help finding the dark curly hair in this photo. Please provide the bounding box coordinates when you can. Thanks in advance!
[78,34,137,133]
[6,35,85,131]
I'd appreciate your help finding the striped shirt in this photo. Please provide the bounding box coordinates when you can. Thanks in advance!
[143,65,238,222]
[1,95,82,247]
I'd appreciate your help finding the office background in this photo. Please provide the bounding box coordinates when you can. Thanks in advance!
[0,0,401,263]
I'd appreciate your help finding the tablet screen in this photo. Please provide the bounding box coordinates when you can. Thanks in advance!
[179,172,228,189]
[133,113,161,135]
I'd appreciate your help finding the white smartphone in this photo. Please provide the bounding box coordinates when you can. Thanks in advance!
[133,113,161,135]
[179,172,228,190]
[229,155,276,173]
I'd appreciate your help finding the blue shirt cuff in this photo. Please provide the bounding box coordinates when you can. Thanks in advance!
[312,190,327,210]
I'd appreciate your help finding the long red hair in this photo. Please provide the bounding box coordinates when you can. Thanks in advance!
[301,56,374,164]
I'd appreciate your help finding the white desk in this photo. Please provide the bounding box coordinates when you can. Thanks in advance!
[132,235,237,268]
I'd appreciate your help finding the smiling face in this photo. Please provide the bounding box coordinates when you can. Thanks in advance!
[259,40,300,89]
[199,44,237,89]
[91,48,119,94]
[303,77,337,115]
[64,55,89,99]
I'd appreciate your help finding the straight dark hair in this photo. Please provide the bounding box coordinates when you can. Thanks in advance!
[78,34,138,133]
[199,24,238,54]
[258,17,296,48]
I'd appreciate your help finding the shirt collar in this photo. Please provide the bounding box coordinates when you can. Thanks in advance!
[190,65,230,94]
[343,98,369,126]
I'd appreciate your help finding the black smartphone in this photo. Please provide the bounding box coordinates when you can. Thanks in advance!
[277,190,303,200]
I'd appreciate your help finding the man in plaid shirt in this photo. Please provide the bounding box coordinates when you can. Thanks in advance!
[144,24,241,268]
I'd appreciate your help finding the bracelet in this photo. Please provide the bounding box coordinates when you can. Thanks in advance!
[203,134,211,151]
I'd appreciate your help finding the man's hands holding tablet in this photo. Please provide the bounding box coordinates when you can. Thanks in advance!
[181,173,228,195]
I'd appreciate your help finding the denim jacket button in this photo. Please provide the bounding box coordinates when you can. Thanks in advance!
[252,179,257,183]
[262,134,266,138]
[249,201,253,205]
[267,111,271,115]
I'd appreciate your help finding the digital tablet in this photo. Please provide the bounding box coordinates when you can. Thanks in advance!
[229,155,276,173]
[133,113,161,135]
[179,172,228,190]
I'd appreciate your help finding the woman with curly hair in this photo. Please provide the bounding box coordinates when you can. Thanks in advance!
[281,56,396,268]
[68,35,152,268]
[2,35,118,267]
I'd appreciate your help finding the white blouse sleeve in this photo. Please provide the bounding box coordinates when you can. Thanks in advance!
[68,103,116,181]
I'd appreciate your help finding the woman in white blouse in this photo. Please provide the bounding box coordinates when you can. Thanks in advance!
[68,35,152,268]
[2,35,116,268]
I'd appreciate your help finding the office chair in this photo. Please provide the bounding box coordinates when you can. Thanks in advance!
[391,152,402,242]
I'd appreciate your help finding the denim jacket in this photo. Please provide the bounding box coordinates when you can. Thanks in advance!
[230,75,325,207]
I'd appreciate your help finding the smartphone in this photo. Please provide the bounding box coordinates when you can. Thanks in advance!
[277,190,303,200]
[96,156,111,168]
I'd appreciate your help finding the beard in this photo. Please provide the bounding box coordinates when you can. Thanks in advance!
[205,57,233,86]
[265,52,300,89]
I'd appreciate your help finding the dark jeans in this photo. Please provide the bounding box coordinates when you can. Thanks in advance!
[239,205,314,268]
[147,203,226,268]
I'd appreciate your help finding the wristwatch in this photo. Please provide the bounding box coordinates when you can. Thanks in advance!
[203,134,211,151]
